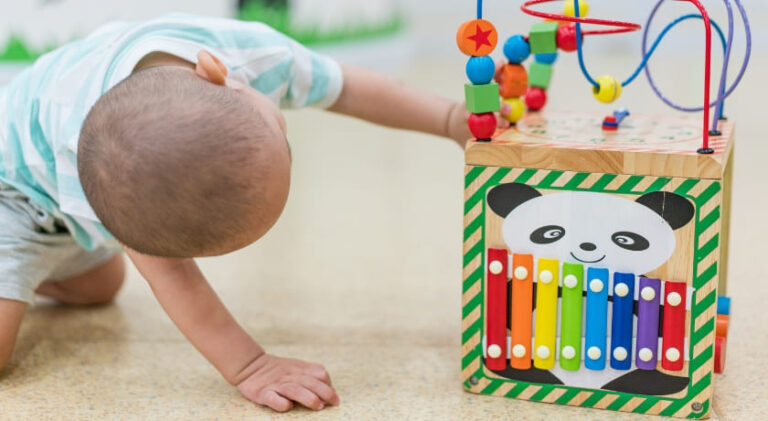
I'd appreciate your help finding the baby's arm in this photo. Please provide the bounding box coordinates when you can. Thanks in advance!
[329,65,472,146]
[126,250,339,412]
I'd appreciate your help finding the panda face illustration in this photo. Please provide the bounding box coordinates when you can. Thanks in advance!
[487,183,695,275]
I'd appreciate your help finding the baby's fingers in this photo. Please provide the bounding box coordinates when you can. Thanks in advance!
[300,375,340,406]
[305,363,333,385]
[258,390,294,412]
[278,383,325,411]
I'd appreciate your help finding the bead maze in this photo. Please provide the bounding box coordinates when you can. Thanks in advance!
[458,1,749,418]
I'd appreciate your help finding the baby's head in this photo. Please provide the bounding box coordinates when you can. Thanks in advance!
[78,57,291,258]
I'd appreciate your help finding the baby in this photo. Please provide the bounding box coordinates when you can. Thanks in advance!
[0,14,487,412]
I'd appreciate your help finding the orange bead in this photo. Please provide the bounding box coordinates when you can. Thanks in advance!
[497,64,528,98]
[716,314,729,338]
[456,19,498,56]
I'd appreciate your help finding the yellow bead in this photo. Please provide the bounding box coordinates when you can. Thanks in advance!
[563,0,589,18]
[502,97,526,123]
[592,75,622,104]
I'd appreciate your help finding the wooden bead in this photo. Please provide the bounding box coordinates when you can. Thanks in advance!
[501,97,526,123]
[556,23,580,52]
[503,34,530,64]
[525,87,547,111]
[464,83,500,114]
[468,112,497,140]
[457,19,498,56]
[528,22,559,54]
[529,62,553,89]
[563,0,589,18]
[716,314,729,338]
[498,64,528,98]
[465,56,495,85]
[593,75,622,103]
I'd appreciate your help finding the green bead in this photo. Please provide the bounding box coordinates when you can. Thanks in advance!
[464,83,500,114]
[529,62,553,89]
[529,22,559,54]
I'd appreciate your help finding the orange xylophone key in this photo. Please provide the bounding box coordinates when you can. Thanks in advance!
[509,254,534,369]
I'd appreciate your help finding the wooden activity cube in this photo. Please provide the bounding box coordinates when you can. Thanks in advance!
[461,112,733,418]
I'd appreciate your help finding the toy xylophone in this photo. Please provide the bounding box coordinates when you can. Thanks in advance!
[483,249,693,374]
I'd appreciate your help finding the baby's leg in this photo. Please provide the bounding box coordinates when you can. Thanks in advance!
[0,299,26,371]
[36,254,125,305]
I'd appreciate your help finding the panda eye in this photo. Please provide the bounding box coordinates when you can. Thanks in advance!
[611,231,650,251]
[530,225,565,244]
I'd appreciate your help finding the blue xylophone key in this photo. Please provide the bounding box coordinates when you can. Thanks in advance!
[610,272,635,370]
[584,267,609,370]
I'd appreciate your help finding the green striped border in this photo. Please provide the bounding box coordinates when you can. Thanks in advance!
[462,168,721,418]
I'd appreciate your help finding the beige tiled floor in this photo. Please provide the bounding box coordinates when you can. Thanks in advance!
[2,53,767,420]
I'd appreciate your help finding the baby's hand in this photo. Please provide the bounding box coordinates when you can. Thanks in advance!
[237,353,340,412]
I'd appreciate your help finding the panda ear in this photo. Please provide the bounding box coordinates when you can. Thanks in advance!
[487,183,542,217]
[636,191,695,230]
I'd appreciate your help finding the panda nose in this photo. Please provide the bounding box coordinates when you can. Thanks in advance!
[580,242,597,251]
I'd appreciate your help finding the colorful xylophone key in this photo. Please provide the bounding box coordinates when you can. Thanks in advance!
[662,281,687,371]
[559,262,584,371]
[610,272,635,370]
[485,248,508,370]
[510,254,534,369]
[636,277,661,370]
[584,267,609,370]
[533,258,559,370]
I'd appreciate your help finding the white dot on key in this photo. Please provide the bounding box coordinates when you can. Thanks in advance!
[536,346,551,359]
[539,270,553,284]
[613,347,628,361]
[514,266,528,280]
[666,348,681,362]
[563,275,578,289]
[512,344,526,358]
[561,346,576,360]
[589,279,604,293]
[667,292,682,306]
[615,283,629,297]
[487,344,502,358]
[641,286,656,301]
[489,260,503,275]
[587,346,602,360]
[638,347,654,362]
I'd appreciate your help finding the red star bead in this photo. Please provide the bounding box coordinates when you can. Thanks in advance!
[467,24,493,52]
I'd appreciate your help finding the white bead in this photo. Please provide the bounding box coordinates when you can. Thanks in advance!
[539,270,553,284]
[589,279,604,293]
[512,344,527,358]
[638,347,654,362]
[536,346,551,359]
[667,292,682,307]
[613,347,628,361]
[487,344,502,358]
[641,286,656,301]
[615,283,629,297]
[666,347,681,362]
[564,275,578,289]
[514,266,528,280]
[561,345,576,360]
[587,346,602,360]
[489,260,503,275]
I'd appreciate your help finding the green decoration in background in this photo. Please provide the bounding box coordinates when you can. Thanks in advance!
[237,0,404,46]
[0,0,405,63]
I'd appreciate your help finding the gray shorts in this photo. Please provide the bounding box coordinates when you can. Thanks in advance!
[0,184,116,303]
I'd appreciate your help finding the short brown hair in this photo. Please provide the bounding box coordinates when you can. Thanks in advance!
[79,66,278,257]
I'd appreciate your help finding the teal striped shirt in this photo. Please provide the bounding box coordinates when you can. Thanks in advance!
[0,14,343,251]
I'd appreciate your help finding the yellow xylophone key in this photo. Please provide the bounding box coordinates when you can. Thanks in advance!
[533,258,559,369]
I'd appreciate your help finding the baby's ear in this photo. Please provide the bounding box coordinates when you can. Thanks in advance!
[195,50,228,86]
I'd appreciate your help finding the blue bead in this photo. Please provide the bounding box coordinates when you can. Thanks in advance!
[535,52,558,65]
[503,35,530,64]
[717,296,731,315]
[465,56,495,85]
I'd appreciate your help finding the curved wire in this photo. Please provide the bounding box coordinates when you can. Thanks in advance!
[477,0,482,20]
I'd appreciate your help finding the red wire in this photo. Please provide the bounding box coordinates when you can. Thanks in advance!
[521,0,713,152]
[520,0,641,35]
[680,0,712,151]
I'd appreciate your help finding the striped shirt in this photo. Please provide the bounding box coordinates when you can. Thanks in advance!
[0,14,343,251]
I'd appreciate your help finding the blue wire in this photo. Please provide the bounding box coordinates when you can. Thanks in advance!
[623,14,727,86]
[573,0,727,88]
[477,0,482,19]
